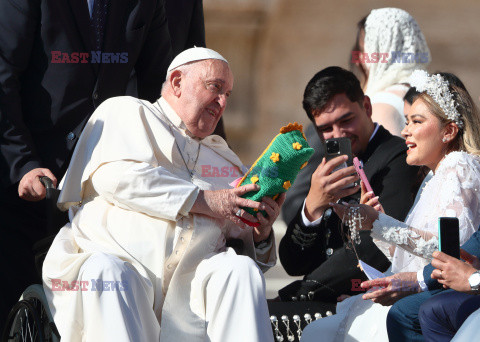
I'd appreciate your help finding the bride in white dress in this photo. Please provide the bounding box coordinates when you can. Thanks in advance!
[301,71,480,342]
[351,8,431,137]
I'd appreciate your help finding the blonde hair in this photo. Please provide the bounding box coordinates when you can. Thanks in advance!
[417,84,480,156]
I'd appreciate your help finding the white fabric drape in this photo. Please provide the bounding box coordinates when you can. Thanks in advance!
[451,307,480,341]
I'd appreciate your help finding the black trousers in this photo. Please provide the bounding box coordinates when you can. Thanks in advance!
[0,184,47,326]
[419,290,480,341]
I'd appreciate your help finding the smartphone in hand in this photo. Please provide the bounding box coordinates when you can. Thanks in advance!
[438,217,460,259]
[353,157,374,194]
[324,137,354,188]
[324,137,353,171]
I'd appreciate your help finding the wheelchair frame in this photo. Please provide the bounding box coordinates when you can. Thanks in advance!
[1,285,60,342]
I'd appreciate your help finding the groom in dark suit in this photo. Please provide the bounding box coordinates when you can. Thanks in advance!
[384,230,480,341]
[0,0,172,324]
[278,67,420,301]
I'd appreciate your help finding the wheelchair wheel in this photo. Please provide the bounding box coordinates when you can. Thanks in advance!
[1,285,60,342]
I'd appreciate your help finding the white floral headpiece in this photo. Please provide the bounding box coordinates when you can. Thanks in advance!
[408,70,463,129]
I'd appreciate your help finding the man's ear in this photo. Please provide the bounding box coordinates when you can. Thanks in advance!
[363,95,373,118]
[170,70,182,97]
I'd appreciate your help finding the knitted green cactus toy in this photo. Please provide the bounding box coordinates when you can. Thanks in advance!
[236,122,314,226]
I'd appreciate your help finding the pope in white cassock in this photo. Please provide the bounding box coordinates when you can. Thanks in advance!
[42,47,284,342]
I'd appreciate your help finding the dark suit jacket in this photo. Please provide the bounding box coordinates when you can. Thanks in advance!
[278,124,421,300]
[0,0,172,187]
[165,0,205,55]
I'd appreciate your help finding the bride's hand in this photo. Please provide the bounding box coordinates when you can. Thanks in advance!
[360,272,420,306]
[329,202,379,231]
[360,181,384,213]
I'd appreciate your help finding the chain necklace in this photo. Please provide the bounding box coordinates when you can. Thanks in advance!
[156,100,201,181]
[166,121,201,181]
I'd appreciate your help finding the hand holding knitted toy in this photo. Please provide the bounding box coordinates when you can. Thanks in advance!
[236,123,315,227]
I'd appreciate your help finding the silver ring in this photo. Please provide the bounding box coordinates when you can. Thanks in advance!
[236,209,242,216]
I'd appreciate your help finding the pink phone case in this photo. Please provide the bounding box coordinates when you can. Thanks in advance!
[353,157,374,194]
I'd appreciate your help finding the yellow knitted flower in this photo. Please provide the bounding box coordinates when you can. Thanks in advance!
[250,175,259,184]
[292,142,302,150]
[270,152,280,163]
[283,180,291,190]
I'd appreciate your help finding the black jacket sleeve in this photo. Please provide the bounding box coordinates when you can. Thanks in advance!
[184,0,205,51]
[135,0,173,103]
[0,0,43,185]
[279,206,335,276]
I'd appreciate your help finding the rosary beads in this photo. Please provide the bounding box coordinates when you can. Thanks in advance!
[344,206,365,245]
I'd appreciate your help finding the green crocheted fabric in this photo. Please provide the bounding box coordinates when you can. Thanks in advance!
[237,123,314,218]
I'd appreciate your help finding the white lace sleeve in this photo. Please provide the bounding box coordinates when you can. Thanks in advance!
[371,152,480,260]
[371,213,438,259]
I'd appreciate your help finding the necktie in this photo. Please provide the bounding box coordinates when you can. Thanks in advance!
[91,0,108,52]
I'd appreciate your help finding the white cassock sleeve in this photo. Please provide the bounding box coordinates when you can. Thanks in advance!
[90,160,199,221]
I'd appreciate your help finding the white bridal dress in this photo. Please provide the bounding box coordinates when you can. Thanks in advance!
[301,151,480,342]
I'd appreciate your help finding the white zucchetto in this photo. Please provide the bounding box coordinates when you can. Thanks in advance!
[167,47,228,72]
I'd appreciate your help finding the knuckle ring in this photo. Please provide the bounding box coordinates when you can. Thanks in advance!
[236,209,242,216]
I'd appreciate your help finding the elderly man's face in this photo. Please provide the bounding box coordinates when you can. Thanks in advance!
[179,60,233,138]
[313,93,374,156]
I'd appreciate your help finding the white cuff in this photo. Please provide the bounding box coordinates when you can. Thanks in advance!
[301,199,323,226]
[417,269,427,292]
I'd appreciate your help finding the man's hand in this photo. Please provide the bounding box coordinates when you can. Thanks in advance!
[253,193,286,242]
[18,168,57,201]
[361,272,420,306]
[191,184,265,228]
[304,155,359,221]
[430,250,480,292]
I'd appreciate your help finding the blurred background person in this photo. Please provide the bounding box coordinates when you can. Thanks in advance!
[351,7,431,136]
